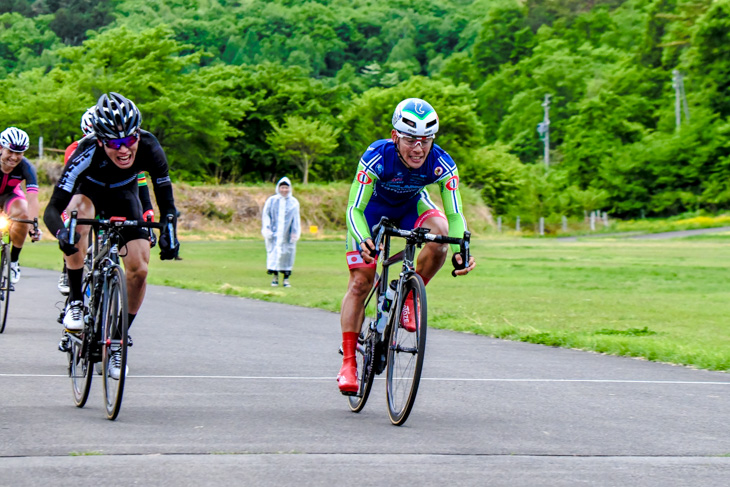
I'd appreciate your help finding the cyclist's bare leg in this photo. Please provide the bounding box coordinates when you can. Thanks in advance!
[340,266,376,333]
[7,198,31,250]
[338,266,375,393]
[120,239,150,315]
[415,215,449,283]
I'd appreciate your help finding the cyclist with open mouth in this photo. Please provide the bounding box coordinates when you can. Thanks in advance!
[44,92,180,379]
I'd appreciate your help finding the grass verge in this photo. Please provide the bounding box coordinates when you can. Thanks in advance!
[22,235,730,372]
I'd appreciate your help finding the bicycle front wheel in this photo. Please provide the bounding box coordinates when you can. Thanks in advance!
[0,244,11,333]
[101,265,129,420]
[386,273,427,426]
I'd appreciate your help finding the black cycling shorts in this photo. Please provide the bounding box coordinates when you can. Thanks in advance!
[79,183,148,243]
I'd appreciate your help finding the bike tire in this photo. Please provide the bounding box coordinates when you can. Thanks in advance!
[0,245,11,333]
[101,265,129,420]
[69,330,93,407]
[348,324,376,413]
[386,273,427,426]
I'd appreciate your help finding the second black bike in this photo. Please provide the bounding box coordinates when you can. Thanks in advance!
[60,211,169,420]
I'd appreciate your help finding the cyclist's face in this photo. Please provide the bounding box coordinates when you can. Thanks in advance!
[99,137,139,170]
[0,147,24,173]
[392,130,433,169]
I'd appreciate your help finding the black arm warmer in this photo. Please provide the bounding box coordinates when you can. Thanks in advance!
[44,191,72,237]
[152,182,176,218]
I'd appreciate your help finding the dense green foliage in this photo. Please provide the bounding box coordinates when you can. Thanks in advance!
[2,0,730,219]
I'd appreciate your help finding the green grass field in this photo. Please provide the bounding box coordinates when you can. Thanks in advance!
[21,234,730,372]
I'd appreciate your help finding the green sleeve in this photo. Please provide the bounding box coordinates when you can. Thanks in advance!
[437,166,468,254]
[345,161,377,244]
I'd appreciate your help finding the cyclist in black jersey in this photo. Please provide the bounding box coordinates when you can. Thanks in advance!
[0,127,43,285]
[56,108,157,295]
[44,92,179,377]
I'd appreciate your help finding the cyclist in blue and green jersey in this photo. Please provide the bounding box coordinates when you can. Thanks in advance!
[337,98,476,394]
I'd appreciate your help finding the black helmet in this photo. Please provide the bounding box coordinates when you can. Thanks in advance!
[91,92,141,139]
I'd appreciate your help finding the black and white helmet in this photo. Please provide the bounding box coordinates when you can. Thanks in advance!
[91,92,141,139]
[80,107,95,136]
[0,127,30,152]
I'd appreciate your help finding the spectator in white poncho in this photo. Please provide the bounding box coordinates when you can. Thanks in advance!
[261,177,301,287]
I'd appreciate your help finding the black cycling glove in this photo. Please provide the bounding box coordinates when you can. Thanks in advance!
[159,214,179,260]
[56,228,80,256]
[451,252,467,277]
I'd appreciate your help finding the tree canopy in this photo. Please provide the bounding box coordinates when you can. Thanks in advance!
[2,0,729,219]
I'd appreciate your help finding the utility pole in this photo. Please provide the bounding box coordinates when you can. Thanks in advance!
[537,94,551,168]
[672,70,690,131]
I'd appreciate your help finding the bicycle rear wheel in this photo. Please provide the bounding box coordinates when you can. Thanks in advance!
[348,323,376,413]
[68,330,93,407]
[386,273,427,426]
[0,244,11,333]
[101,265,128,420]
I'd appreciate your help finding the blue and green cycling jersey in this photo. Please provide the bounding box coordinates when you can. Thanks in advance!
[346,139,467,253]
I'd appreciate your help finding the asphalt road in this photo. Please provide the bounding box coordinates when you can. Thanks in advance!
[1,268,729,486]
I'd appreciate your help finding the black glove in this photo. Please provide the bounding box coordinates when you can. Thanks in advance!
[56,228,80,256]
[451,252,467,277]
[159,214,179,260]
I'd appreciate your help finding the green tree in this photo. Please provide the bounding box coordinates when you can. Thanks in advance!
[472,0,535,78]
[460,143,526,215]
[266,116,340,184]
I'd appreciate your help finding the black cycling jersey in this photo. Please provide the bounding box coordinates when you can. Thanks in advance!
[44,130,176,237]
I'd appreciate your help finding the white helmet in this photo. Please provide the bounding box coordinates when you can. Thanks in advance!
[392,98,439,137]
[80,107,95,136]
[0,127,30,152]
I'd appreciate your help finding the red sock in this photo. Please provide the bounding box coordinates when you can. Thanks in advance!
[341,331,359,365]
[417,272,431,286]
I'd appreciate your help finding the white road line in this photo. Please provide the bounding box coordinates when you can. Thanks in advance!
[1,374,729,385]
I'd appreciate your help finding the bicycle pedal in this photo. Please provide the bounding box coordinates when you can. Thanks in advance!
[338,346,343,355]
[339,390,357,397]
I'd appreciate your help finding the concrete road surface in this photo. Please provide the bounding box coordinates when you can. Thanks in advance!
[1,268,729,486]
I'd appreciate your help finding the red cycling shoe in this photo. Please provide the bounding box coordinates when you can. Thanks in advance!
[337,362,358,395]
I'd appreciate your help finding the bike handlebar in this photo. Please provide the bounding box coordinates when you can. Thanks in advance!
[67,211,171,246]
[371,216,471,277]
[10,217,39,242]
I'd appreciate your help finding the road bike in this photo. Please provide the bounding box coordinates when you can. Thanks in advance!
[0,217,39,334]
[60,211,168,420]
[347,217,470,425]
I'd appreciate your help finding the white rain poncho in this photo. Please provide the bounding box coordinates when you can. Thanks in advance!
[261,177,301,272]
